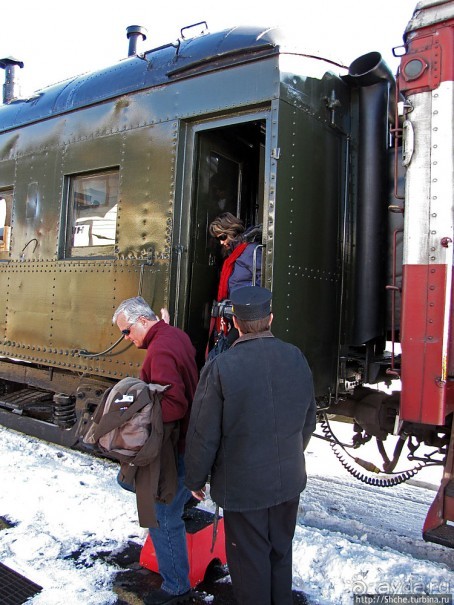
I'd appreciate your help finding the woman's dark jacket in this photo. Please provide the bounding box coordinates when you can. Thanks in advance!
[228,225,262,295]
[185,332,317,511]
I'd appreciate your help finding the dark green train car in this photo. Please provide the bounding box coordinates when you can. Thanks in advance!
[0,25,396,446]
[2,7,453,547]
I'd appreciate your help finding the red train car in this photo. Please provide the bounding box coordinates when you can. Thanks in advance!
[398,0,454,545]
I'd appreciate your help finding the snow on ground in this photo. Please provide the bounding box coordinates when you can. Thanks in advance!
[0,422,452,605]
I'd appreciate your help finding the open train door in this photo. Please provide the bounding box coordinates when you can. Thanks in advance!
[173,117,267,367]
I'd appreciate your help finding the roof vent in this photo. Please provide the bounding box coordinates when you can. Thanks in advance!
[0,57,24,104]
[126,25,148,57]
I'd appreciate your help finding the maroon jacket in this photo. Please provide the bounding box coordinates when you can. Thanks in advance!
[139,320,198,451]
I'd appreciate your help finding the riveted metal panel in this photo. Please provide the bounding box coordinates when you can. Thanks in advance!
[279,54,350,133]
[403,84,454,266]
[118,122,176,274]
[0,134,20,162]
[3,262,54,345]
[0,275,8,330]
[262,100,279,292]
[61,132,122,175]
[12,148,63,261]
[2,118,68,158]
[0,259,169,380]
[400,263,450,424]
[400,82,454,423]
[271,98,347,396]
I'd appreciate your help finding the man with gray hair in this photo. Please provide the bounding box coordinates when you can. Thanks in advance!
[113,296,198,605]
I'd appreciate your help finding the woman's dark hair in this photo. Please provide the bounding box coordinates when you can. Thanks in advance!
[209,212,245,241]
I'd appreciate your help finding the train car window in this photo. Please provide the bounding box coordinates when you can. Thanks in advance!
[65,170,119,258]
[0,188,13,254]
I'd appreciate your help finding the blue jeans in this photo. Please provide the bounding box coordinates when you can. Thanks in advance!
[148,454,191,595]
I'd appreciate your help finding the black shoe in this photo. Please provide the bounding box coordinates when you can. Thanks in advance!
[143,588,192,605]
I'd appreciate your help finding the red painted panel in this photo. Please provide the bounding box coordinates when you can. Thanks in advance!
[400,18,454,94]
[400,264,451,425]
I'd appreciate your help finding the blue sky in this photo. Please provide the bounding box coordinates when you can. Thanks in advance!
[1,0,417,96]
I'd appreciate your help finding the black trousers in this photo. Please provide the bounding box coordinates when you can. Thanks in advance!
[223,496,299,605]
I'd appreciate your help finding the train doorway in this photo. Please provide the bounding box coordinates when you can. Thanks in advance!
[182,117,267,366]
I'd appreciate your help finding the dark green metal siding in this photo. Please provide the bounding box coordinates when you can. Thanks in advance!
[271,98,347,396]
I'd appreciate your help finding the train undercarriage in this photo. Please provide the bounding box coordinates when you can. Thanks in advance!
[0,357,114,448]
[324,386,454,548]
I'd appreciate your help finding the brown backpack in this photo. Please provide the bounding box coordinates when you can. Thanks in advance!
[83,377,168,456]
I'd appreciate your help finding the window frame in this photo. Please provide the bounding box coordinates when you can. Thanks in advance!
[0,187,14,258]
[61,168,120,260]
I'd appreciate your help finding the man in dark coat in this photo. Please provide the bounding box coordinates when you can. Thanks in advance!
[113,296,198,605]
[185,286,316,605]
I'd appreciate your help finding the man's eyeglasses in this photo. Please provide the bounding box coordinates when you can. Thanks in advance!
[121,323,134,336]
[217,234,228,242]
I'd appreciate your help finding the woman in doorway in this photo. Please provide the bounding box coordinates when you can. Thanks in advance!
[207,212,262,358]
[209,212,262,297]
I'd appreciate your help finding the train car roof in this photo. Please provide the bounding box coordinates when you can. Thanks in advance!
[0,25,289,132]
[405,0,454,36]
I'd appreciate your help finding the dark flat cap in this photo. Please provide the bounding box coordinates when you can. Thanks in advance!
[231,286,272,320]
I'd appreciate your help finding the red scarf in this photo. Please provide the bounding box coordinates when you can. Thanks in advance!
[217,243,248,301]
